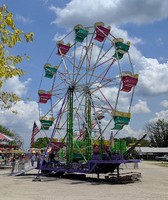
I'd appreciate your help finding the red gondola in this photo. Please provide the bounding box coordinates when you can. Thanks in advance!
[121,74,138,92]
[38,90,52,103]
[94,22,111,42]
[57,41,71,56]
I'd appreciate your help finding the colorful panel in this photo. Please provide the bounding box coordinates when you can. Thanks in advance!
[75,28,89,43]
[94,25,110,42]
[44,65,59,79]
[113,111,131,118]
[114,116,130,125]
[57,43,70,55]
[38,92,51,103]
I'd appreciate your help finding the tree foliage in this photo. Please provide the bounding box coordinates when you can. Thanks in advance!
[0,124,14,136]
[121,136,149,147]
[0,5,34,110]
[32,137,49,149]
[145,119,168,147]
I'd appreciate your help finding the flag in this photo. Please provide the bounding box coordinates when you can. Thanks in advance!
[31,122,40,147]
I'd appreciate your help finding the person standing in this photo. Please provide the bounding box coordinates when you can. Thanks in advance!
[11,156,16,174]
[31,154,36,167]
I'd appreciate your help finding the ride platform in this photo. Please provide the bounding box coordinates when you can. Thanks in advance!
[38,153,140,178]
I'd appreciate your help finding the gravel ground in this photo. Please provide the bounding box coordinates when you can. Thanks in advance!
[0,161,168,200]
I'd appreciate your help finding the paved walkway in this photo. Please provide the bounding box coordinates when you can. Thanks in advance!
[0,161,167,200]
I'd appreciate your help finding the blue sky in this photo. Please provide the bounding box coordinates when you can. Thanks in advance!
[1,0,168,149]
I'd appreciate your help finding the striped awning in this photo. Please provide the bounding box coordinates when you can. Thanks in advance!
[0,133,14,143]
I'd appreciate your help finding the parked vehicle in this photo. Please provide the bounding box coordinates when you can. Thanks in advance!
[155,155,168,161]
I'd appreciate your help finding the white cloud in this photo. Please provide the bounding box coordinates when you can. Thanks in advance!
[111,26,142,45]
[15,14,32,24]
[122,125,142,138]
[0,101,39,149]
[151,110,168,122]
[137,57,168,96]
[114,124,146,140]
[49,0,168,27]
[2,76,32,97]
[0,75,37,149]
[160,100,168,108]
[131,100,151,114]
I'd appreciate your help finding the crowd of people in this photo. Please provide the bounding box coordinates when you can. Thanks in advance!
[0,153,14,166]
[0,152,41,174]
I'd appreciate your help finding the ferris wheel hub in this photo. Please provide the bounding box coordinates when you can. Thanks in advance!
[83,85,90,94]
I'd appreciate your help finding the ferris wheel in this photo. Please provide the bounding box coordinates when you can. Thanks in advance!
[37,22,138,163]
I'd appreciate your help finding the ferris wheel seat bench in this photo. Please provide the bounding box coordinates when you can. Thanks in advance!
[38,90,52,103]
[74,24,89,43]
[44,64,59,78]
[94,22,111,42]
[112,111,131,130]
[113,38,130,60]
[57,41,71,55]
[113,38,130,53]
[114,116,130,124]
[40,117,54,130]
[121,74,138,92]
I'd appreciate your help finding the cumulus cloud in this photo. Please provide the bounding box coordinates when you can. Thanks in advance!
[110,26,142,45]
[150,110,168,122]
[131,100,151,114]
[0,75,38,148]
[122,125,136,137]
[121,125,143,138]
[137,58,168,96]
[0,100,39,149]
[49,0,168,27]
[2,76,32,97]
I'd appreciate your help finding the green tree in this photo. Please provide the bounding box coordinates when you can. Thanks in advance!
[145,119,168,147]
[122,136,149,147]
[32,137,49,149]
[0,5,34,110]
[0,124,14,136]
